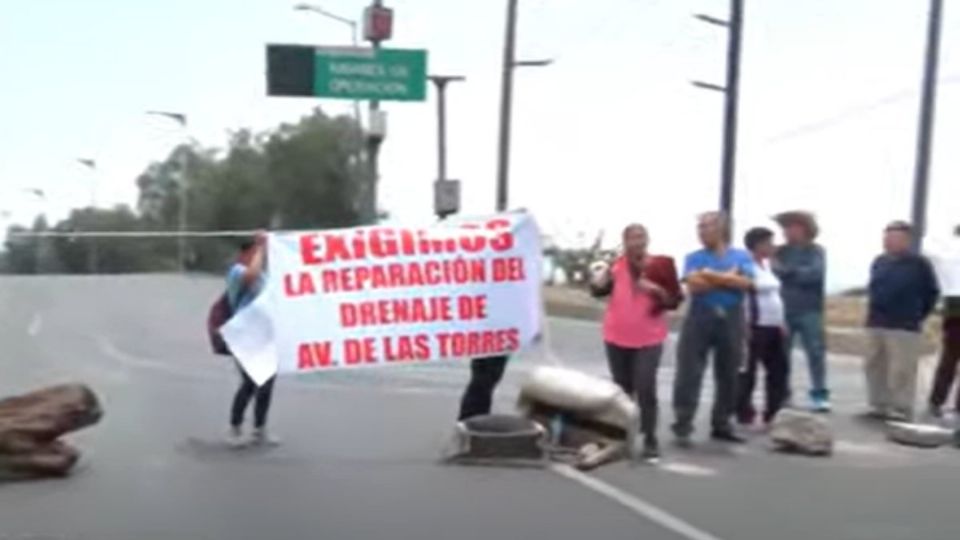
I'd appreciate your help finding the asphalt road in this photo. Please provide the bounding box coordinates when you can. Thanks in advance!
[1,275,959,540]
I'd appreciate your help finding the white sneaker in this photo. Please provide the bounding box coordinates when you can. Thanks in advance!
[226,426,247,449]
[251,427,281,447]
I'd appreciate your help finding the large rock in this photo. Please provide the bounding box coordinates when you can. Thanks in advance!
[886,422,954,449]
[769,409,833,456]
[0,384,103,480]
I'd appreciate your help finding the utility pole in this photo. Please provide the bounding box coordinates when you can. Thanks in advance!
[495,0,552,213]
[692,0,745,221]
[495,0,519,212]
[429,75,466,219]
[911,0,944,251]
[720,0,744,218]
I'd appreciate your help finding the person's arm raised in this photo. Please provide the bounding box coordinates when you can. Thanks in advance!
[242,231,267,285]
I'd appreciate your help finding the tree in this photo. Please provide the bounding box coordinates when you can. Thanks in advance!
[3,107,367,274]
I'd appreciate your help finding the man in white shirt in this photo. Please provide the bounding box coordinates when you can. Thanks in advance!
[737,227,789,425]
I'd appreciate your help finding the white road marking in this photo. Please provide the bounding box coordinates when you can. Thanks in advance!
[659,462,719,477]
[550,464,727,540]
[94,335,463,397]
[834,440,898,457]
[27,313,42,336]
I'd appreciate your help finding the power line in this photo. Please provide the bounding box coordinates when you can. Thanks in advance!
[766,74,960,144]
[8,230,260,239]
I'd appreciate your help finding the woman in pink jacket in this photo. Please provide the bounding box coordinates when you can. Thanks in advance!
[590,224,683,461]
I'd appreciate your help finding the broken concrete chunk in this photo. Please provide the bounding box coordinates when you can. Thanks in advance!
[0,384,103,481]
[886,422,954,449]
[769,409,833,456]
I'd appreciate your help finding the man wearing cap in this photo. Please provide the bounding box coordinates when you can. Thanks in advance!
[864,221,940,421]
[772,211,830,412]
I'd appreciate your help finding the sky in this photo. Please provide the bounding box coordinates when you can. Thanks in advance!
[1,0,959,292]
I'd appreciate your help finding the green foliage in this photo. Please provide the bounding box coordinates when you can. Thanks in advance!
[2,108,365,274]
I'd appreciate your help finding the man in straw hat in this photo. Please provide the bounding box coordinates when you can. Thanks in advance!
[772,211,830,413]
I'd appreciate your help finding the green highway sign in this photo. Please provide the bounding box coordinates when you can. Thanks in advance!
[267,45,428,102]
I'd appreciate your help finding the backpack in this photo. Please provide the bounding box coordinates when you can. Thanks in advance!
[207,292,234,356]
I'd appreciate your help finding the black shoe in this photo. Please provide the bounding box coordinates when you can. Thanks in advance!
[927,404,944,419]
[641,438,661,462]
[861,408,888,422]
[710,429,746,444]
[673,433,693,449]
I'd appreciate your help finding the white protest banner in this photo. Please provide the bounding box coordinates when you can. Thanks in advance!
[222,213,543,384]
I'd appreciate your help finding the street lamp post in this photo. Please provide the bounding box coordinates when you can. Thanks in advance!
[77,158,99,274]
[495,0,553,212]
[293,3,363,132]
[428,75,465,183]
[910,0,944,251]
[429,75,466,219]
[146,111,189,272]
[692,0,745,222]
[22,188,46,273]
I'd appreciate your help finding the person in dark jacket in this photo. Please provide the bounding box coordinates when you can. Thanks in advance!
[773,211,830,412]
[864,221,940,421]
[927,225,960,419]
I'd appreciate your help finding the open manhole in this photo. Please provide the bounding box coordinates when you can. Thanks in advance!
[442,414,547,467]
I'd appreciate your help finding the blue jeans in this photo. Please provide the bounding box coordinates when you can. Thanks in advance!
[786,312,829,400]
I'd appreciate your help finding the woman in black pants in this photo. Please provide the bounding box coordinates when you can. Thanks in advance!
[224,234,278,447]
[736,227,789,425]
[590,224,682,460]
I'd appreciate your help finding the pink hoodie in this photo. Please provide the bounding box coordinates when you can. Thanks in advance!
[602,257,672,349]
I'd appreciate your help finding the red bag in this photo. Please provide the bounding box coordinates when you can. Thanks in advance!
[207,293,233,356]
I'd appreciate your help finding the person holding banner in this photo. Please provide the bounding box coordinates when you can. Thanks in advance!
[458,356,510,421]
[672,212,754,447]
[225,233,279,447]
[589,224,682,461]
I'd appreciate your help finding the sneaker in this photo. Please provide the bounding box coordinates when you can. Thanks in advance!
[885,410,912,423]
[226,426,247,449]
[673,433,693,449]
[811,397,832,414]
[251,427,281,447]
[641,438,661,463]
[710,429,746,444]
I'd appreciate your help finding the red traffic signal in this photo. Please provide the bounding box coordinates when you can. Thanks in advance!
[364,5,393,42]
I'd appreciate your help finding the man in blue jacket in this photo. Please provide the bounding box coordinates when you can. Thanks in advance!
[864,221,940,421]
[773,211,830,412]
